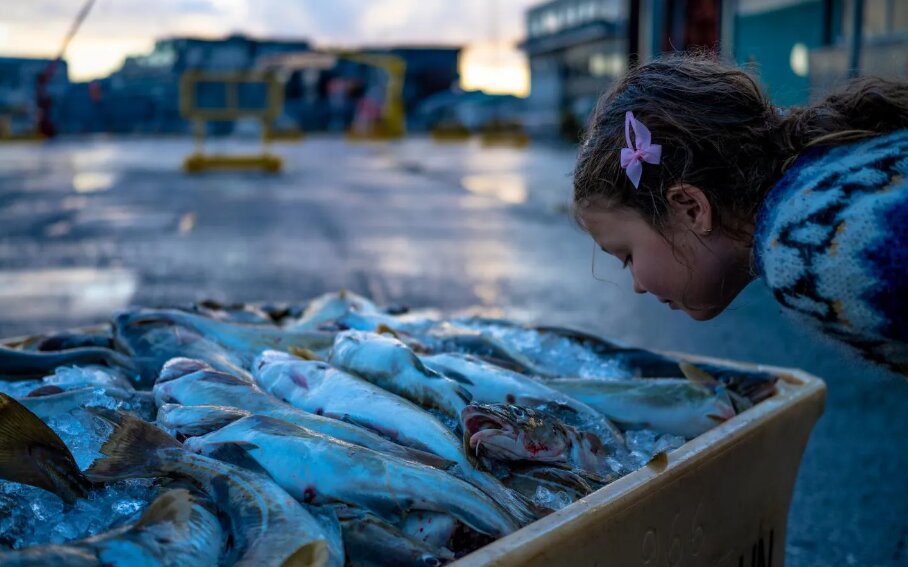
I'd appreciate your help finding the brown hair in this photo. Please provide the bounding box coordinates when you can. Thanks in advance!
[572,53,908,240]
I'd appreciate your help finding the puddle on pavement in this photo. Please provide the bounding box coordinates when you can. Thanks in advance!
[0,268,138,325]
[461,173,528,205]
[72,172,118,193]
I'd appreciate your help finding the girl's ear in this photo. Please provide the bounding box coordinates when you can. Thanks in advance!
[665,184,713,235]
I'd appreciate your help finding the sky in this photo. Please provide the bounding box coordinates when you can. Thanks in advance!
[0,0,540,96]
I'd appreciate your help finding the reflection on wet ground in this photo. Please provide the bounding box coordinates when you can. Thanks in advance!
[0,136,905,566]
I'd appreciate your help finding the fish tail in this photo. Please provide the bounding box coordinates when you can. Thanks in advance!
[86,408,181,481]
[0,393,91,504]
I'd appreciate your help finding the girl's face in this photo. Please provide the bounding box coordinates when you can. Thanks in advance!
[579,201,754,321]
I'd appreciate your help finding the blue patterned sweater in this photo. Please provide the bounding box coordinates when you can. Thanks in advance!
[754,129,908,375]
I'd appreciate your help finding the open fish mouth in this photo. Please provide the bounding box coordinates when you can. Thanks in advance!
[462,408,520,458]
[462,406,565,462]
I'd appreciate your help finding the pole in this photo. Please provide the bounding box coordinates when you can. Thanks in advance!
[847,0,864,78]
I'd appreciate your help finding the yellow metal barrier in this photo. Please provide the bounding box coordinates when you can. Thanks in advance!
[258,50,407,142]
[479,118,530,148]
[179,70,284,173]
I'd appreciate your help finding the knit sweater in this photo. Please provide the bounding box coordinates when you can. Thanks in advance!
[754,129,908,375]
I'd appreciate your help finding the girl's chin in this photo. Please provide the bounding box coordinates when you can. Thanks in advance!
[679,304,724,321]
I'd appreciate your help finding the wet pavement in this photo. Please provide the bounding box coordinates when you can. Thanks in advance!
[0,136,905,566]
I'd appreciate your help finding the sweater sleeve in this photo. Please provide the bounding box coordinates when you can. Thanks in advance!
[754,130,908,375]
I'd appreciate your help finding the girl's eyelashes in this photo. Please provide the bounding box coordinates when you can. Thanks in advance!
[622,255,632,269]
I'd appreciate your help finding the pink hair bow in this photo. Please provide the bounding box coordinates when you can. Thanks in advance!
[620,111,661,189]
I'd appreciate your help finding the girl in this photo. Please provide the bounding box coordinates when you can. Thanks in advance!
[573,54,908,375]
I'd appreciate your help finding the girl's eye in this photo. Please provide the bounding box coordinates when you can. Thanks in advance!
[622,256,632,269]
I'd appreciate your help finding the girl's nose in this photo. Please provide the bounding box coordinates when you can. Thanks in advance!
[632,277,646,294]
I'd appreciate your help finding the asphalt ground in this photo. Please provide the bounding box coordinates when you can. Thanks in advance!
[0,136,905,566]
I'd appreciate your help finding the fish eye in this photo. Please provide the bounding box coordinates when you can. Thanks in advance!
[510,406,526,418]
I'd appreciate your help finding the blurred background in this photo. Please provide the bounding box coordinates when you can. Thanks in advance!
[0,1,906,566]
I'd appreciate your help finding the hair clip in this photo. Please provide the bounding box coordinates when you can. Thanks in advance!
[620,111,662,189]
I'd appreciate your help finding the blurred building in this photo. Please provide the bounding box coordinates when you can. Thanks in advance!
[0,57,70,137]
[522,0,907,137]
[36,35,459,136]
[57,34,312,134]
[277,47,461,132]
[520,0,629,137]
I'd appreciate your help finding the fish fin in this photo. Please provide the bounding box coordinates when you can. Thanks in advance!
[201,441,268,475]
[411,357,474,406]
[135,488,195,528]
[374,324,401,340]
[26,385,66,397]
[159,357,212,383]
[195,371,248,386]
[86,408,180,481]
[289,346,322,361]
[706,412,733,424]
[281,539,329,567]
[394,446,457,470]
[434,367,474,386]
[337,414,405,444]
[0,393,90,504]
[727,390,753,413]
[680,362,719,390]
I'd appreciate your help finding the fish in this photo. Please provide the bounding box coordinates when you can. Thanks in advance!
[184,414,519,538]
[158,357,216,383]
[544,377,737,438]
[422,352,624,444]
[117,308,336,367]
[85,409,333,567]
[284,290,382,331]
[397,511,458,551]
[189,299,277,325]
[502,463,598,502]
[328,330,471,418]
[0,487,224,567]
[154,367,451,468]
[19,330,114,353]
[113,311,253,386]
[253,351,466,460]
[420,322,555,377]
[0,392,92,505]
[156,404,251,439]
[251,351,537,526]
[0,345,136,380]
[334,506,453,567]
[681,362,778,407]
[460,403,616,479]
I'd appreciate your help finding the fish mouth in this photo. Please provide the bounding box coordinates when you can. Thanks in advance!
[462,406,565,462]
[706,401,737,423]
[462,408,521,459]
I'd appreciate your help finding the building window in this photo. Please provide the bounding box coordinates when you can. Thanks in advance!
[844,0,908,39]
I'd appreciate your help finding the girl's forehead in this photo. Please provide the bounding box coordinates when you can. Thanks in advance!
[580,205,645,235]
